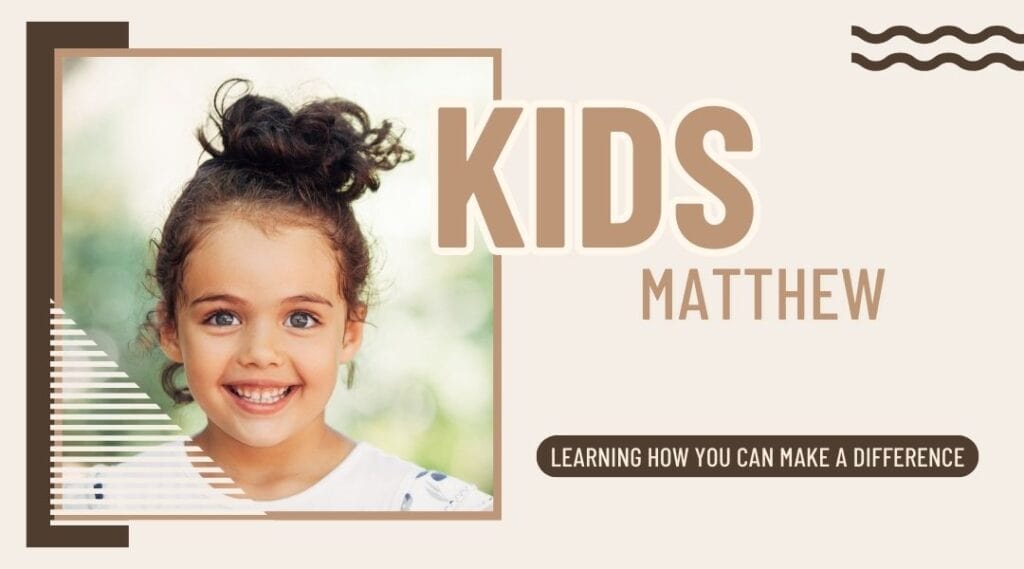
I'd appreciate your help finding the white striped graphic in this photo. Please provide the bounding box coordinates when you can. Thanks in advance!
[51,486,245,495]
[51,425,182,431]
[52,498,247,505]
[51,434,192,441]
[51,371,130,378]
[53,455,214,463]
[52,511,265,518]
[51,329,87,336]
[54,466,225,474]
[51,403,161,409]
[49,301,263,517]
[51,477,236,484]
[51,360,120,368]
[53,414,174,421]
[53,445,203,452]
[51,382,144,389]
[52,392,152,399]
[50,350,108,357]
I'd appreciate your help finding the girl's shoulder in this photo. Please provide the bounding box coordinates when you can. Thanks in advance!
[343,443,493,512]
[396,466,494,512]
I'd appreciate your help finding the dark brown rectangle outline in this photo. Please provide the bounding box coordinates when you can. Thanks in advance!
[28,21,131,547]
[31,28,502,545]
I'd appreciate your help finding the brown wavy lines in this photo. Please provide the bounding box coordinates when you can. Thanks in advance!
[852,52,1024,71]
[852,25,1024,44]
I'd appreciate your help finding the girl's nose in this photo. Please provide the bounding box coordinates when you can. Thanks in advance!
[237,320,284,368]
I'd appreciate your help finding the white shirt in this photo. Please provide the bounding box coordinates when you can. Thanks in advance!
[64,441,492,512]
[258,441,492,511]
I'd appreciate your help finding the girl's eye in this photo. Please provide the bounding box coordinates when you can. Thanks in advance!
[204,311,240,327]
[285,312,318,329]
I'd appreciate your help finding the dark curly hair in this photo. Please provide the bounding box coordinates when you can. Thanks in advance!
[146,78,413,404]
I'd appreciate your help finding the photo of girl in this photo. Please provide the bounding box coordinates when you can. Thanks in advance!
[58,58,495,513]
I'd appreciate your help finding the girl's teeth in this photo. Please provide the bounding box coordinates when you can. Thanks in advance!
[231,386,290,404]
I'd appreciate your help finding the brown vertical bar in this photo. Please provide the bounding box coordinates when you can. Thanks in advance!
[27,21,130,547]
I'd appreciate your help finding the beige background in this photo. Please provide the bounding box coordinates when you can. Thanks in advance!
[4,0,1023,566]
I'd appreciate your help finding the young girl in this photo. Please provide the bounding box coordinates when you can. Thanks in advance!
[83,79,491,512]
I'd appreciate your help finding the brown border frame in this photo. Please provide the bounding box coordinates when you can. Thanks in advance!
[28,21,131,548]
[32,34,502,544]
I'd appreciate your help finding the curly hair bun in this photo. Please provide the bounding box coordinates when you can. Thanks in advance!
[198,78,413,202]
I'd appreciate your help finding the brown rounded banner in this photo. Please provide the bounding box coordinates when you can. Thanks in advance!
[538,436,977,477]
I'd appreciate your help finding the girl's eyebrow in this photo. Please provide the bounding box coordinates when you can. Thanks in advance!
[285,294,334,307]
[190,293,249,307]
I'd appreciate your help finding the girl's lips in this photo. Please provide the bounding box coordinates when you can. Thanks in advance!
[223,384,300,415]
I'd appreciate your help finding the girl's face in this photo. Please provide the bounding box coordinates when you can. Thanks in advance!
[159,217,363,448]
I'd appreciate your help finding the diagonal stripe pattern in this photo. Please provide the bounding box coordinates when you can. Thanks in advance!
[49,301,265,518]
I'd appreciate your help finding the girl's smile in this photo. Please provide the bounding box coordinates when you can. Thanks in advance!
[223,382,301,414]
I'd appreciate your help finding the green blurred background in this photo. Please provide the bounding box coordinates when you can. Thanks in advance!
[61,57,494,493]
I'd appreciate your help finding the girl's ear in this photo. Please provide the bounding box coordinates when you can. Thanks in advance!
[339,305,367,364]
[157,301,184,363]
